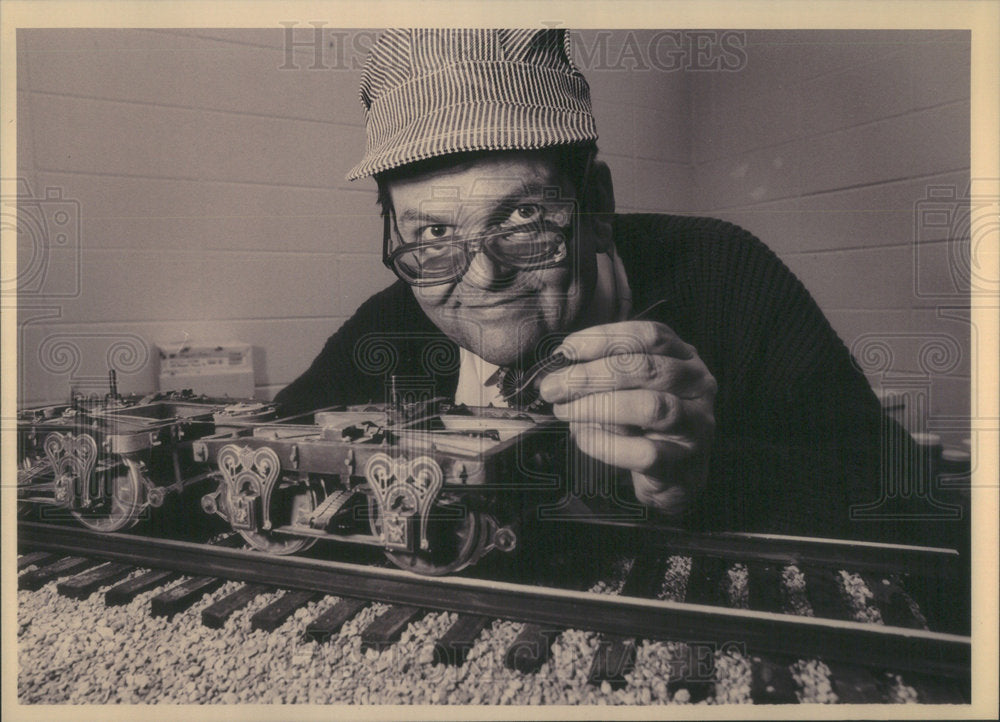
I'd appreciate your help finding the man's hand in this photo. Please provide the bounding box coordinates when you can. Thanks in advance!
[538,320,717,516]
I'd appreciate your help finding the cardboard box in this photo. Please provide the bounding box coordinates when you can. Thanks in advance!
[157,341,255,398]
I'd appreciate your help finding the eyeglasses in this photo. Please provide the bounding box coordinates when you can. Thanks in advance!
[382,148,597,287]
[382,205,575,287]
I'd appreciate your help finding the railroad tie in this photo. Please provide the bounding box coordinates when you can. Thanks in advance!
[797,567,886,703]
[360,605,424,651]
[664,642,717,704]
[17,551,58,571]
[801,566,854,621]
[105,569,180,606]
[587,636,638,690]
[504,623,563,673]
[745,563,801,704]
[903,671,970,704]
[150,576,225,617]
[746,562,785,613]
[587,553,666,689]
[672,555,731,702]
[304,597,369,643]
[825,661,887,703]
[57,562,133,599]
[684,555,730,607]
[251,589,322,632]
[896,571,968,635]
[433,614,492,666]
[502,549,610,675]
[860,573,926,629]
[202,584,271,629]
[19,556,99,591]
[622,554,669,595]
[748,655,799,704]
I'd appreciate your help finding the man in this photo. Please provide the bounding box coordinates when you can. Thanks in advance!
[276,28,916,542]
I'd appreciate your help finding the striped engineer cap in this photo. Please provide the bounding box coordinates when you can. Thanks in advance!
[346,28,598,181]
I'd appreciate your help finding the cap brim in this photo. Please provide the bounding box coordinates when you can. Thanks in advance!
[346,103,598,181]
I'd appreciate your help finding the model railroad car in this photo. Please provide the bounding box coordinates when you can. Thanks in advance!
[17,392,570,575]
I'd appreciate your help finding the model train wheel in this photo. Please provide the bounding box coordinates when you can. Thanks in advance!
[237,486,317,556]
[72,457,146,532]
[17,457,46,519]
[376,505,489,576]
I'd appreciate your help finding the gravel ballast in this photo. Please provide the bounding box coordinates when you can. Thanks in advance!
[16,555,935,706]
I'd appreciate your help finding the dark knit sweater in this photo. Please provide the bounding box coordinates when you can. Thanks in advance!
[276,214,914,542]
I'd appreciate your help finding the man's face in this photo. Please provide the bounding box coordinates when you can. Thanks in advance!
[385,152,598,367]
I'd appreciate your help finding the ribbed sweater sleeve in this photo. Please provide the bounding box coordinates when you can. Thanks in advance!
[613,214,910,541]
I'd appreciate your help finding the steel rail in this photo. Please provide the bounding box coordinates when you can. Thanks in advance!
[552,518,963,578]
[19,521,970,680]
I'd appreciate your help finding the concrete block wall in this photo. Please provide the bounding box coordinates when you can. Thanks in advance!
[688,30,971,440]
[15,28,693,404]
[17,28,392,403]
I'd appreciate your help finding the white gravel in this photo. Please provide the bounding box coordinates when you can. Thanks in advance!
[15,553,941,706]
[725,563,749,609]
[781,564,814,617]
[791,658,838,703]
[885,673,920,703]
[712,647,753,704]
[658,555,691,601]
[838,571,884,624]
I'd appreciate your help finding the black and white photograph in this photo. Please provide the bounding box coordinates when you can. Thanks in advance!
[3,0,997,718]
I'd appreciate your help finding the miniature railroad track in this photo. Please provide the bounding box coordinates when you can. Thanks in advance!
[18,518,971,704]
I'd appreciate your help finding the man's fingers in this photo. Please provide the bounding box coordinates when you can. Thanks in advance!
[540,353,700,403]
[570,422,694,475]
[553,389,686,431]
[556,321,694,363]
[631,471,689,515]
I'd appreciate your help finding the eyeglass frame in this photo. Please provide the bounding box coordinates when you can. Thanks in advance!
[380,147,597,287]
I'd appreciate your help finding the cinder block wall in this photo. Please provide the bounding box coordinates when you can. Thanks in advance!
[17,29,385,403]
[15,28,692,405]
[17,28,970,445]
[688,30,971,441]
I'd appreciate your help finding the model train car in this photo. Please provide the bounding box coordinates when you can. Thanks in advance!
[17,392,570,575]
[193,399,569,574]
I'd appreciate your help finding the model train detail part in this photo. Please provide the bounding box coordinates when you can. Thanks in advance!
[18,392,569,575]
